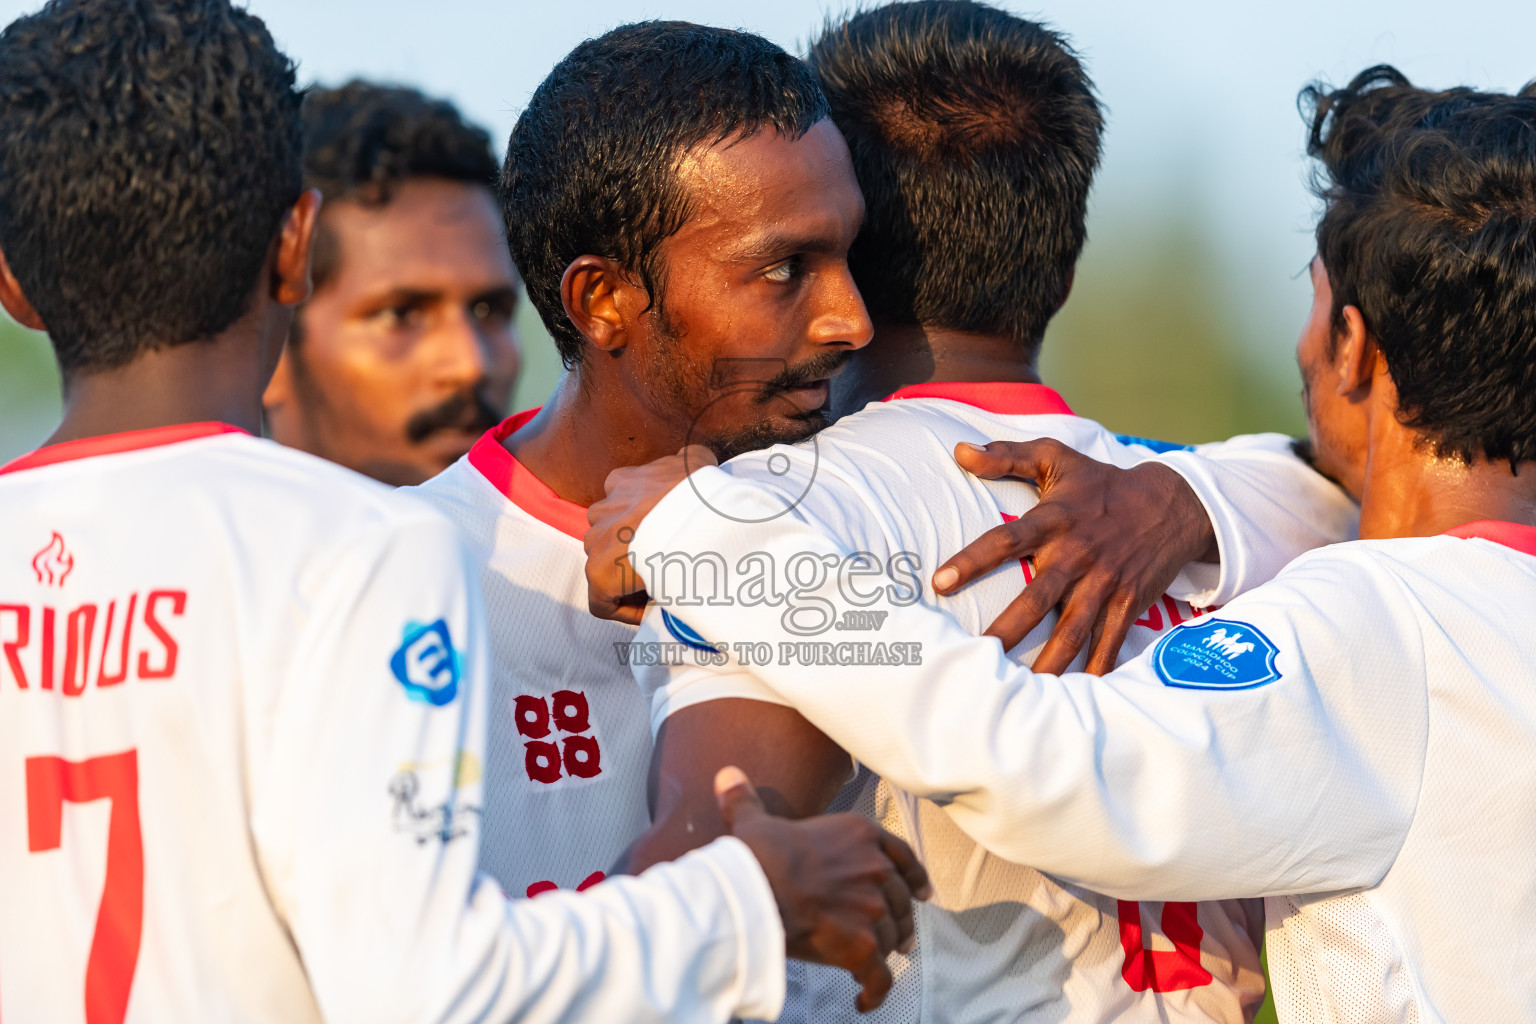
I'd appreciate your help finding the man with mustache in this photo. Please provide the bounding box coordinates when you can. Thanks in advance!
[264,81,520,485]
[408,17,880,949]
[0,0,927,1019]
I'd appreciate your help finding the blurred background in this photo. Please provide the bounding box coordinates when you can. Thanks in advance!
[2,0,1534,463]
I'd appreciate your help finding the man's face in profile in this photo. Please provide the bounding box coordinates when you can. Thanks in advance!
[265,177,521,485]
[624,120,873,460]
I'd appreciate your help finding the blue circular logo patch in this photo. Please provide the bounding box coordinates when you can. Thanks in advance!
[1152,618,1281,691]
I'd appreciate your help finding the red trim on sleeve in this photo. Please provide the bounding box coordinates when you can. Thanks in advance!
[0,422,248,476]
[1444,520,1536,557]
[882,381,1075,416]
[467,409,590,542]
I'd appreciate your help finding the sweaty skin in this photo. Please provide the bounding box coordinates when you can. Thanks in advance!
[511,119,872,507]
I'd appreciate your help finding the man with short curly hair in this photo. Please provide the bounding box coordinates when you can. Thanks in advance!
[264,81,521,485]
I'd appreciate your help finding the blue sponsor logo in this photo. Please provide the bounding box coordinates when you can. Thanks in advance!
[391,619,462,706]
[661,609,718,653]
[1114,433,1195,454]
[1152,618,1280,691]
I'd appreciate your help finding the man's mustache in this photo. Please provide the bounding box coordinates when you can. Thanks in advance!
[759,350,852,400]
[406,389,505,444]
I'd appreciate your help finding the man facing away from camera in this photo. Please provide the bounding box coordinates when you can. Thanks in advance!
[0,2,927,1020]
[264,82,522,485]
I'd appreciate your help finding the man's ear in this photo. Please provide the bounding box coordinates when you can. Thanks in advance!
[274,189,322,307]
[0,246,46,332]
[561,255,643,354]
[1333,303,1378,396]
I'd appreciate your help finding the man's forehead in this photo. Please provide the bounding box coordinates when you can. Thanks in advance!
[323,180,517,291]
[671,120,863,251]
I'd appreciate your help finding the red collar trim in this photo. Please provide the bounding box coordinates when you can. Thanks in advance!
[467,409,589,542]
[1443,520,1536,557]
[882,381,1074,416]
[0,422,248,476]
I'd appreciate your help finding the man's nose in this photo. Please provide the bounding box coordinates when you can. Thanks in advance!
[811,262,874,350]
[431,305,491,386]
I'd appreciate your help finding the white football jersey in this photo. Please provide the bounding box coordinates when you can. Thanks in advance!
[629,418,1536,1022]
[626,382,1357,1023]
[0,423,785,1024]
[409,410,654,899]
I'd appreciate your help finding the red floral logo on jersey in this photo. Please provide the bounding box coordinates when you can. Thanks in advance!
[515,689,603,785]
[32,532,74,587]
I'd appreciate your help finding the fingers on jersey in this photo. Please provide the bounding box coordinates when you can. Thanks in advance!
[585,446,717,623]
[941,438,1217,673]
[715,766,929,1012]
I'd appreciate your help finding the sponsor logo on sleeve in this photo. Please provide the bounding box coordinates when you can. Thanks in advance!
[1152,618,1280,691]
[660,608,718,653]
[390,619,461,706]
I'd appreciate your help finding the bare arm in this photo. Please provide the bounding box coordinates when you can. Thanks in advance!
[617,699,853,875]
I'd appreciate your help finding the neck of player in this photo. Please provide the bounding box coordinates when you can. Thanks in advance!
[504,370,697,508]
[1354,410,1536,540]
[48,311,285,446]
[831,323,1042,416]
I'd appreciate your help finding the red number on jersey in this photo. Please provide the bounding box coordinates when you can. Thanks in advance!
[26,750,145,1024]
[1117,900,1213,992]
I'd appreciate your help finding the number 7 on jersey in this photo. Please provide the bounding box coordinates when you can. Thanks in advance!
[25,750,144,1024]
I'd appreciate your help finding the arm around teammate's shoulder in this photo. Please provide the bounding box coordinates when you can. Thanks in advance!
[247,509,797,1023]
[625,475,1428,903]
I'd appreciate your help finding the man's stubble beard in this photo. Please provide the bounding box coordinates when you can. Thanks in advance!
[642,306,842,463]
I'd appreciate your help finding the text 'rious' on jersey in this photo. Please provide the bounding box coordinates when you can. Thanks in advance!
[1,590,187,694]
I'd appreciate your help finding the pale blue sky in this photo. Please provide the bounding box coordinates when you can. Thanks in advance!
[4,0,1531,342]
[1,0,1533,456]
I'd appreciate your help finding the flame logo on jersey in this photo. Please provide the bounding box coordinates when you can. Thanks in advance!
[32,532,74,587]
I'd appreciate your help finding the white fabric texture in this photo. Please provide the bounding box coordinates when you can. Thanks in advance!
[629,389,1353,1023]
[412,455,655,901]
[631,430,1536,1022]
[0,430,784,1024]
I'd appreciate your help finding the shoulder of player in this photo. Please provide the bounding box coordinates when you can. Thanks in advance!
[1249,535,1492,623]
[217,434,455,536]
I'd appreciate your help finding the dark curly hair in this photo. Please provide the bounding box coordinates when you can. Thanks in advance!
[0,0,303,374]
[808,0,1102,350]
[500,21,829,369]
[302,81,498,290]
[1303,65,1536,468]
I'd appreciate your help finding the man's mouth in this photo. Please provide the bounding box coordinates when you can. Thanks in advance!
[759,352,851,415]
[777,378,832,414]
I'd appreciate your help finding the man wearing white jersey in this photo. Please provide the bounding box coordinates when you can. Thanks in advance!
[588,68,1536,1021]
[580,6,1355,1022]
[412,21,894,906]
[0,3,927,1020]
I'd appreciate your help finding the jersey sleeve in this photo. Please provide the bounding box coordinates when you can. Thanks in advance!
[251,509,785,1024]
[630,467,1427,903]
[631,446,895,735]
[1146,434,1360,606]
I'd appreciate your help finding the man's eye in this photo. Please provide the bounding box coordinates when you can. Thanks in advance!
[472,300,492,320]
[763,258,802,285]
[372,305,420,328]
